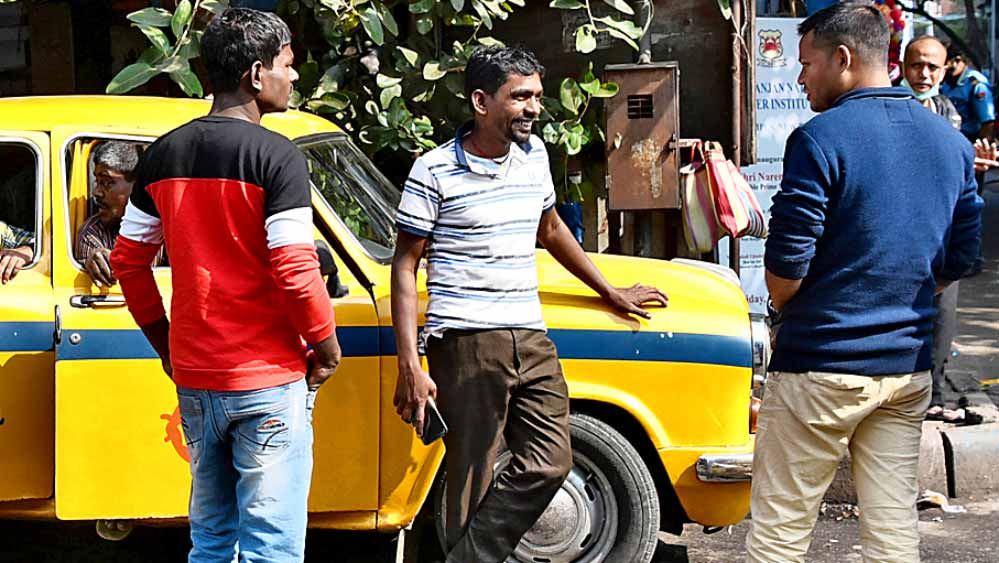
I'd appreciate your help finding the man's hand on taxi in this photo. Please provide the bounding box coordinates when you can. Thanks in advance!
[393,360,437,439]
[85,248,117,287]
[604,283,669,319]
[0,246,31,284]
[307,332,341,390]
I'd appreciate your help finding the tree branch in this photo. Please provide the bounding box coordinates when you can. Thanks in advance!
[898,1,983,69]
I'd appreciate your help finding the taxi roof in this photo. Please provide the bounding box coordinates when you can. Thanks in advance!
[0,95,340,139]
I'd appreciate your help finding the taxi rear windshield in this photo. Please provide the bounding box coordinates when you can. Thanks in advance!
[299,135,399,262]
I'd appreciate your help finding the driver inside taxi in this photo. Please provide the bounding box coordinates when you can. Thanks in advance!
[76,141,164,286]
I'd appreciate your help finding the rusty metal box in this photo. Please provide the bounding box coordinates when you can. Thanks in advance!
[604,62,680,210]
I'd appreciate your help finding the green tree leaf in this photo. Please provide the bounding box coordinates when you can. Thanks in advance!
[409,0,434,14]
[477,36,504,47]
[542,122,560,144]
[380,83,403,108]
[397,46,420,67]
[423,61,447,81]
[471,0,494,29]
[602,25,639,50]
[202,0,228,16]
[156,56,188,73]
[717,0,732,20]
[595,16,642,39]
[387,97,408,126]
[559,78,584,116]
[444,73,465,98]
[359,7,385,45]
[127,7,173,28]
[315,64,346,98]
[579,76,600,95]
[592,82,619,98]
[378,4,399,36]
[137,25,172,55]
[376,73,403,88]
[451,0,465,10]
[575,25,596,54]
[416,15,434,34]
[549,0,584,9]
[297,58,320,95]
[601,0,633,15]
[106,61,160,94]
[170,65,204,97]
[136,45,164,66]
[171,0,193,39]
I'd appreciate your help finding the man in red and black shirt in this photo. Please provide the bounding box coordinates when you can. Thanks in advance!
[110,8,340,562]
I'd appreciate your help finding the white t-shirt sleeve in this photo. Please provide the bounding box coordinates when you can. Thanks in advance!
[396,157,440,238]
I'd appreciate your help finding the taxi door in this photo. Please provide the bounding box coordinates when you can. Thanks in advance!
[0,132,55,502]
[50,129,188,520]
[49,128,382,521]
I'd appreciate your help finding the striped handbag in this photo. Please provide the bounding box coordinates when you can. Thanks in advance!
[680,142,721,253]
[703,141,768,239]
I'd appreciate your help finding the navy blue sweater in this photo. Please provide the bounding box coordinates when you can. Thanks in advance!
[766,87,984,375]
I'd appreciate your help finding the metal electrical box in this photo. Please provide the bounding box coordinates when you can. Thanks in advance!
[604,62,680,210]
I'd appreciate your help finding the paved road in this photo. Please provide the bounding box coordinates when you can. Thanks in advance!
[3,498,999,562]
[951,190,999,385]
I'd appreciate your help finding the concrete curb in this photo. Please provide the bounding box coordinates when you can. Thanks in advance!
[824,422,999,503]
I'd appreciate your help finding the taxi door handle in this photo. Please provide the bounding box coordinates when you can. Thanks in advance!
[70,295,127,308]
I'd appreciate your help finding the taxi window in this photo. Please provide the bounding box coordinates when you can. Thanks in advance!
[0,143,39,267]
[63,137,158,269]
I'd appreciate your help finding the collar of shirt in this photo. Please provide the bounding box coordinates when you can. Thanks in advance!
[831,86,913,109]
[453,121,532,179]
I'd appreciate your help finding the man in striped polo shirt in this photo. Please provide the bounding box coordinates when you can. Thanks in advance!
[391,45,667,563]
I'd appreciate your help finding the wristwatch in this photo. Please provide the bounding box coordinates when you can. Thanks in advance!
[766,298,783,328]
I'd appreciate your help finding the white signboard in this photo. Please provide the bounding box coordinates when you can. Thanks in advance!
[720,17,815,313]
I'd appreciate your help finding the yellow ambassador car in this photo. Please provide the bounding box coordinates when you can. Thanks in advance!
[0,96,766,562]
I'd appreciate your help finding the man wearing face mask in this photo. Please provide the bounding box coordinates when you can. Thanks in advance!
[902,36,964,422]
[903,36,961,130]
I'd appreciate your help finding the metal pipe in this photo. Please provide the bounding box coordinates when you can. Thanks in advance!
[729,0,743,274]
[991,0,996,81]
[634,0,653,257]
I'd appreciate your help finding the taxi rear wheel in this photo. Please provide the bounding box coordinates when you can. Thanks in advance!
[433,413,660,563]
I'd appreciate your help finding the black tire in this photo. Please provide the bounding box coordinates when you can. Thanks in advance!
[569,413,660,563]
[432,412,660,563]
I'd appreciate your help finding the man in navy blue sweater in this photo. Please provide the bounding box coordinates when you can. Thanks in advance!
[747,4,983,563]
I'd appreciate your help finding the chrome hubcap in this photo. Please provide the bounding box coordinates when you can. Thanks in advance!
[505,450,619,563]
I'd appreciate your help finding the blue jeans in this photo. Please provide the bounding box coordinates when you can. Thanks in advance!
[177,379,316,563]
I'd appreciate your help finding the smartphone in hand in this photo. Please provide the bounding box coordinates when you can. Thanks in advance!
[414,396,448,445]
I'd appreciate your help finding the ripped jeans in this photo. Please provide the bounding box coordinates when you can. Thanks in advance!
[177,379,317,563]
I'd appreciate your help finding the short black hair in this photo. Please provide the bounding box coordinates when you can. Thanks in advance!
[798,1,889,67]
[202,8,292,94]
[946,42,965,63]
[464,45,545,100]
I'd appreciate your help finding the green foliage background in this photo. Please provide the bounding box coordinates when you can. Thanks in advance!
[109,0,652,200]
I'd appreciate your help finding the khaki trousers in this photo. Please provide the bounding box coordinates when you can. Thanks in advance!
[427,329,573,563]
[745,370,932,563]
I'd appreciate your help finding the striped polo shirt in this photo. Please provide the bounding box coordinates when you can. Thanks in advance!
[396,123,556,338]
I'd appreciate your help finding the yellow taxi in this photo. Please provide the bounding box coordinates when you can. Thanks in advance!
[0,96,765,562]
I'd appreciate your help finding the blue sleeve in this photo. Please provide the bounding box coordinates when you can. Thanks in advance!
[939,145,984,281]
[764,129,830,280]
[972,82,996,123]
